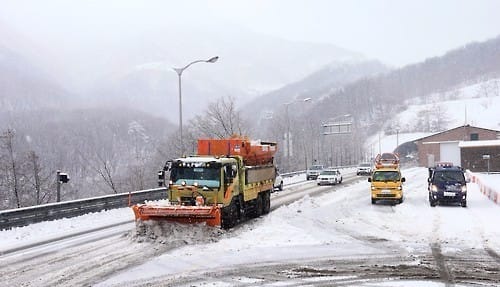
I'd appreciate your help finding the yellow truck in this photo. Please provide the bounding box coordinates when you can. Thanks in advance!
[368,153,405,204]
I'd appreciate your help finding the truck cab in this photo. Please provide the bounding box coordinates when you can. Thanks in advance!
[428,164,468,207]
[368,167,405,204]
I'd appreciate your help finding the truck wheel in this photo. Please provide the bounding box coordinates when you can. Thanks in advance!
[371,198,376,204]
[221,200,239,229]
[262,191,271,214]
[249,195,263,218]
[278,181,283,191]
[430,200,436,207]
[461,200,467,208]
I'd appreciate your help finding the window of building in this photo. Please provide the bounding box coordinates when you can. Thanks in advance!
[470,133,479,140]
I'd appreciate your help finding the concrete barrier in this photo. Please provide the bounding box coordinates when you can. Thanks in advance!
[467,171,500,205]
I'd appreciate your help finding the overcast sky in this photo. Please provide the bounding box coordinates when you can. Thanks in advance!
[1,0,500,67]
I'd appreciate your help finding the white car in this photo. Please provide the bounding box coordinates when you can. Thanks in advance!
[317,169,342,185]
[273,172,284,191]
[356,162,373,175]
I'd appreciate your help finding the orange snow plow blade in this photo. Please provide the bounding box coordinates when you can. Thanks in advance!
[132,204,222,227]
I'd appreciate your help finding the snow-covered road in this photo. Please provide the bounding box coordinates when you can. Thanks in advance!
[1,167,499,286]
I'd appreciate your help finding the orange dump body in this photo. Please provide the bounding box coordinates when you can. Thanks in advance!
[132,204,222,227]
[197,137,276,166]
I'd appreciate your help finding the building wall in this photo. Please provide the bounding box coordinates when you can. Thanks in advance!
[416,126,499,167]
[461,146,500,172]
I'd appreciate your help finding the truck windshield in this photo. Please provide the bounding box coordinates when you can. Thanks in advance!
[170,167,220,188]
[434,171,465,183]
[372,171,400,182]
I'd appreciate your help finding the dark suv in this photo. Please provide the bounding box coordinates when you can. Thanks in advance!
[428,165,469,207]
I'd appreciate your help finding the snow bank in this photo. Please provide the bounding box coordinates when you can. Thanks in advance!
[466,171,500,205]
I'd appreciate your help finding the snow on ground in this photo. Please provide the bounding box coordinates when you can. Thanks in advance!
[0,172,309,252]
[97,167,500,286]
[0,167,498,286]
[366,78,500,154]
[0,207,135,251]
[473,172,500,191]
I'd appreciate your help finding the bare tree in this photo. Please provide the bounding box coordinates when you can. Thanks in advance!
[190,96,249,139]
[0,129,21,208]
[96,153,120,193]
[125,121,150,191]
[27,151,41,204]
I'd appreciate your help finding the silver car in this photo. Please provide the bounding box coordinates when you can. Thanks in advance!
[306,165,324,180]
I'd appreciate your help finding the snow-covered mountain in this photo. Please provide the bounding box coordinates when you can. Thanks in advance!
[242,59,389,123]
[368,78,500,154]
[0,18,364,122]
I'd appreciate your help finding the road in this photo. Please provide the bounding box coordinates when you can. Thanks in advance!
[1,168,499,286]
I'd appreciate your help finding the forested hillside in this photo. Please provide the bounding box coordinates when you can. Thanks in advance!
[251,36,500,171]
[0,108,175,209]
[312,35,500,129]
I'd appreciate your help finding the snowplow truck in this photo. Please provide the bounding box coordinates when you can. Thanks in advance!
[132,137,277,229]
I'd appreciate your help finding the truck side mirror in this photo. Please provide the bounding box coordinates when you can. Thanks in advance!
[367,178,372,182]
[165,160,172,171]
[231,165,237,178]
[224,166,233,184]
[401,177,406,183]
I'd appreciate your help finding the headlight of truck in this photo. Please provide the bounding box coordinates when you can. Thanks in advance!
[461,185,467,193]
[371,186,376,190]
[431,185,438,192]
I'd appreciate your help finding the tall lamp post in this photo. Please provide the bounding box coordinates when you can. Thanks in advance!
[173,56,219,154]
[284,97,311,171]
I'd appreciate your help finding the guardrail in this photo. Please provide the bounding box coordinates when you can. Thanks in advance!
[280,170,305,178]
[0,167,355,231]
[0,188,167,230]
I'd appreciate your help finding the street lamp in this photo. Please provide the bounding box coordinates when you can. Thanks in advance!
[284,97,312,171]
[173,56,219,154]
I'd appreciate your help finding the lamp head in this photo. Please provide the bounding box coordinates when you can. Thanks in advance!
[207,56,219,63]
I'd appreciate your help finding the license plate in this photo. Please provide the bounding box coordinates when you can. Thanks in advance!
[381,189,391,194]
[444,191,456,197]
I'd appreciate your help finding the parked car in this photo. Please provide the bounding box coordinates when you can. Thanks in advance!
[317,169,342,185]
[306,165,324,180]
[428,164,468,207]
[273,171,284,191]
[356,162,373,175]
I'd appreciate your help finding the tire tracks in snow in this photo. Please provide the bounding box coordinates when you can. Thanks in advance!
[430,208,455,286]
